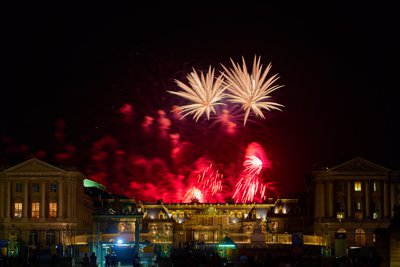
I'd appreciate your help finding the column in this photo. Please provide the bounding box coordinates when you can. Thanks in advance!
[97,221,102,267]
[0,182,4,219]
[365,181,370,218]
[383,182,388,217]
[314,182,319,219]
[327,181,334,218]
[135,220,140,246]
[72,179,76,219]
[23,181,28,219]
[319,182,325,218]
[58,180,63,220]
[67,178,72,219]
[5,181,11,219]
[347,181,352,218]
[391,182,395,217]
[40,181,46,220]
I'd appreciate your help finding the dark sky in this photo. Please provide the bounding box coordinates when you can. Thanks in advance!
[1,3,398,196]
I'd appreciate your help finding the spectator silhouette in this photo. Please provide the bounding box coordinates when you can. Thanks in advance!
[110,252,118,267]
[133,253,140,267]
[90,252,97,266]
[82,253,90,266]
[105,252,111,267]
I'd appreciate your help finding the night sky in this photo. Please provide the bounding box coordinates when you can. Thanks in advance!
[1,3,398,199]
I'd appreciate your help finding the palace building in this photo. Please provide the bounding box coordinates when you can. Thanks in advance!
[309,157,400,257]
[1,157,399,265]
[0,158,93,257]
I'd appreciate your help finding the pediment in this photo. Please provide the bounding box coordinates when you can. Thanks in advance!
[4,158,65,174]
[329,157,390,173]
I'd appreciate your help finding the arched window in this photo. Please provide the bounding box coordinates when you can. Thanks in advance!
[355,228,366,246]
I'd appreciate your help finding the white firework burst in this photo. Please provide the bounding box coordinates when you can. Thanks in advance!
[221,55,284,125]
[168,66,226,122]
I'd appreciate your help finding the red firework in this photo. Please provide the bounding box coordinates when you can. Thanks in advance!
[233,142,273,203]
[183,160,223,203]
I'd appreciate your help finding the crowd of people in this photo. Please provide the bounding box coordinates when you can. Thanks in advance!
[104,251,119,267]
[82,252,98,266]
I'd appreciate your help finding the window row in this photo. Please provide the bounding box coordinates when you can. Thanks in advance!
[335,201,381,219]
[28,230,57,247]
[13,202,58,218]
[335,181,381,193]
[14,182,58,193]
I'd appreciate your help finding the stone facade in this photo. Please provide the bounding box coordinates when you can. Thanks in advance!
[310,157,400,249]
[0,158,94,256]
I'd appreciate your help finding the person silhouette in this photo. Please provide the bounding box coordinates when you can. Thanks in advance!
[90,252,97,266]
[110,252,118,267]
[105,252,111,267]
[133,252,140,267]
[82,253,89,266]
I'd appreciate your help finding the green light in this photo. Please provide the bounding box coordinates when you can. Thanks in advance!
[83,179,107,190]
[217,244,236,248]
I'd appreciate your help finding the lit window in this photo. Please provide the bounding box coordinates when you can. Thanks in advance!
[32,183,40,192]
[16,183,22,192]
[50,183,57,192]
[356,202,362,211]
[336,212,344,219]
[372,182,377,192]
[49,202,57,218]
[14,202,23,218]
[354,182,362,191]
[32,202,40,218]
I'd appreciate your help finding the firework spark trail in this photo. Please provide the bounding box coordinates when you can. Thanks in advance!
[184,163,223,203]
[197,164,223,196]
[183,186,204,203]
[233,142,273,203]
[243,155,263,176]
[233,160,267,203]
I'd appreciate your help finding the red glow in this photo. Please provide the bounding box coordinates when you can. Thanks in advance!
[184,160,223,203]
[119,103,134,123]
[4,109,280,203]
[233,142,275,203]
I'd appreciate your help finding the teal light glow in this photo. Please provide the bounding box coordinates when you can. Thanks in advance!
[83,179,106,190]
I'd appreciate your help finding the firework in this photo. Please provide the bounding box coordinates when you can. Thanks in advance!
[168,55,284,126]
[233,173,266,203]
[233,142,274,203]
[168,66,226,121]
[183,186,204,203]
[221,55,284,125]
[184,160,223,203]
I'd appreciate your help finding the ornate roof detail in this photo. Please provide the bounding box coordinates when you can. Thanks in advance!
[106,200,138,215]
[328,157,390,173]
[203,206,219,215]
[3,158,66,174]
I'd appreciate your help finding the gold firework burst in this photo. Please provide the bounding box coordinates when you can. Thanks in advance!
[168,66,226,121]
[221,55,284,125]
